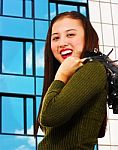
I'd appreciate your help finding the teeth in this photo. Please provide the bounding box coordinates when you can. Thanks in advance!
[61,50,72,55]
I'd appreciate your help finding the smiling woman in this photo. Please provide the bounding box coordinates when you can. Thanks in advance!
[51,17,85,63]
[35,11,108,150]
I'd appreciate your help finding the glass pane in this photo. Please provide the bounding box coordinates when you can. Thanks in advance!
[0,134,36,150]
[0,74,34,95]
[3,0,23,17]
[27,98,33,135]
[53,0,87,2]
[50,3,56,20]
[2,40,23,74]
[35,0,48,19]
[80,6,87,16]
[36,77,44,96]
[0,16,33,39]
[37,136,44,147]
[94,144,98,150]
[25,0,32,18]
[36,97,44,136]
[35,20,49,40]
[58,4,77,13]
[2,96,23,133]
[0,41,2,73]
[26,42,33,75]
[0,0,2,15]
[36,97,41,117]
[35,41,44,76]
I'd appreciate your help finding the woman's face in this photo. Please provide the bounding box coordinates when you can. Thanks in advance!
[51,17,85,63]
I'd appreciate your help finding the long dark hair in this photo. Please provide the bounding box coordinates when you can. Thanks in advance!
[35,11,106,137]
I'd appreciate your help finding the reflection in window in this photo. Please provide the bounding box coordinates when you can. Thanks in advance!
[51,0,87,2]
[25,0,32,18]
[0,134,36,150]
[58,4,77,13]
[26,42,33,75]
[3,0,23,17]
[35,41,44,76]
[2,40,23,74]
[94,144,98,150]
[0,1,2,15]
[0,16,33,39]
[1,96,35,135]
[0,74,34,95]
[0,41,2,73]
[50,3,56,20]
[35,20,49,40]
[26,98,33,135]
[37,136,44,146]
[36,97,41,117]
[80,6,87,16]
[2,97,24,133]
[36,97,44,136]
[35,0,48,19]
[2,40,34,76]
[3,0,33,18]
[50,0,89,18]
[36,78,43,96]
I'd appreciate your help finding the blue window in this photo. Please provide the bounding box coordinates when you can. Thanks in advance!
[0,17,33,39]
[35,0,48,19]
[50,3,57,20]
[26,42,33,75]
[35,41,45,76]
[3,0,23,17]
[2,97,24,133]
[2,41,23,74]
[80,6,87,16]
[0,74,34,95]
[35,20,49,40]
[58,4,77,13]
[25,0,33,18]
[3,0,33,18]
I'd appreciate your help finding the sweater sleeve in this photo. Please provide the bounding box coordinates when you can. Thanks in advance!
[40,61,107,127]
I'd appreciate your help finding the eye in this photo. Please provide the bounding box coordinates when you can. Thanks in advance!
[67,33,75,37]
[52,36,59,41]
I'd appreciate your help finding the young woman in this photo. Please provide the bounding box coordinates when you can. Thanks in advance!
[35,11,108,150]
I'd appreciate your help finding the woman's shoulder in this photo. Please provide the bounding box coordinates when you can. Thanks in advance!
[83,60,106,73]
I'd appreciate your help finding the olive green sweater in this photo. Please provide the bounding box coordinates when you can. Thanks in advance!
[38,61,107,150]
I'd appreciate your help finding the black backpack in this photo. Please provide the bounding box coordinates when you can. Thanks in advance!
[85,49,118,114]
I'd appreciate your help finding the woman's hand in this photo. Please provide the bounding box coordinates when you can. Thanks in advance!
[54,51,86,83]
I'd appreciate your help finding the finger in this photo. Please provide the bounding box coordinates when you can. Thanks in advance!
[81,58,86,62]
[81,58,91,64]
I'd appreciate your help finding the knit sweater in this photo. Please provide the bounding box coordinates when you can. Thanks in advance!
[38,61,107,150]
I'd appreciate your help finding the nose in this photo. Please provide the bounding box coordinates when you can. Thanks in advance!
[58,36,68,48]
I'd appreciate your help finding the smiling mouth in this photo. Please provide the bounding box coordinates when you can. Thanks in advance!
[60,49,73,59]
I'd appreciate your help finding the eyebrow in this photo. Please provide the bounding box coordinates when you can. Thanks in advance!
[51,29,77,36]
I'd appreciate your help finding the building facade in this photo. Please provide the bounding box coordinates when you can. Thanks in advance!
[89,0,118,150]
[0,0,118,150]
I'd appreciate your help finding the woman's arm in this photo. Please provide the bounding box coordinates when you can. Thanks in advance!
[40,61,107,127]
